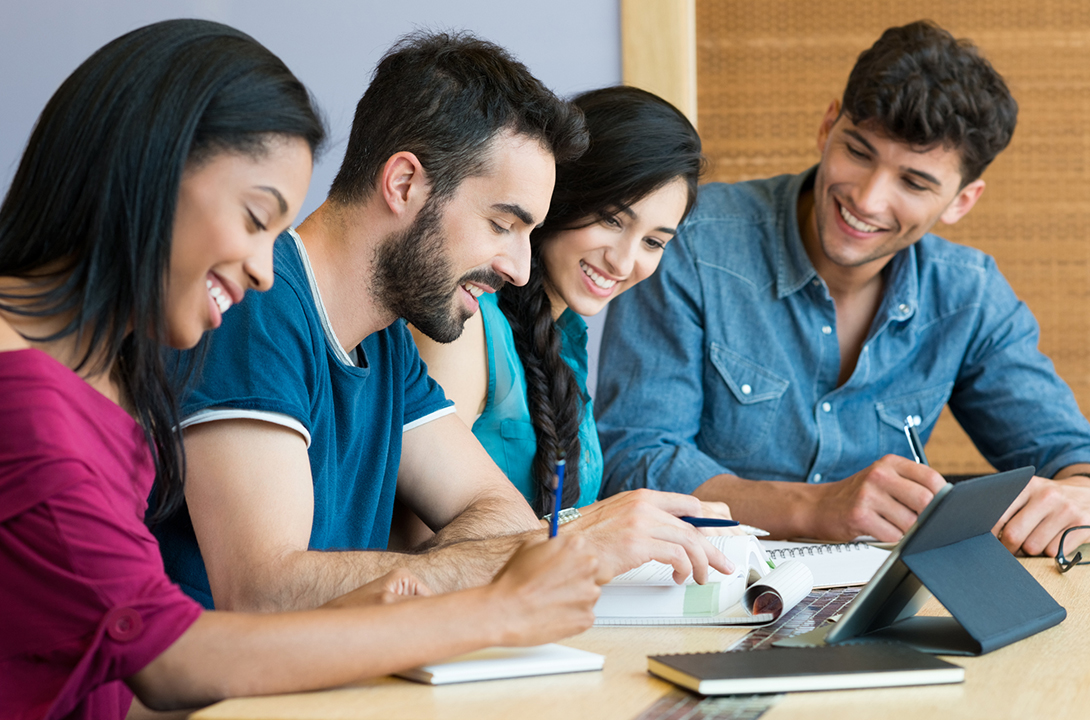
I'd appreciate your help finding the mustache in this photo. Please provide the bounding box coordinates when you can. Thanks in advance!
[458,268,506,294]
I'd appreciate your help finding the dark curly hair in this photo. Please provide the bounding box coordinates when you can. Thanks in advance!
[329,31,588,207]
[841,20,1018,185]
[498,86,704,514]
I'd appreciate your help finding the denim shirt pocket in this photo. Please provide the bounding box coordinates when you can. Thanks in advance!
[874,383,953,457]
[705,343,790,459]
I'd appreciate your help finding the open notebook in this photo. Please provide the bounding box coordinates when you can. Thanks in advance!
[594,535,813,626]
[760,540,890,589]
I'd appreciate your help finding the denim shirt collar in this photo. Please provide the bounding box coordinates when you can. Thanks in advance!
[774,166,920,330]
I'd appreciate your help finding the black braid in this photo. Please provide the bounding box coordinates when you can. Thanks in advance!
[498,256,583,516]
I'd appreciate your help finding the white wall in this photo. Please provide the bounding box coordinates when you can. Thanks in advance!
[0,0,619,392]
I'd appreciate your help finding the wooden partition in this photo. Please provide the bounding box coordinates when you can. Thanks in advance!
[626,0,1090,476]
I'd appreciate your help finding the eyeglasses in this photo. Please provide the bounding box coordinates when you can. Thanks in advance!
[1056,526,1090,573]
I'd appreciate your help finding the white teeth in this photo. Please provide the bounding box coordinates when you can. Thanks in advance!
[580,261,617,290]
[208,278,232,314]
[463,283,484,299]
[839,203,881,233]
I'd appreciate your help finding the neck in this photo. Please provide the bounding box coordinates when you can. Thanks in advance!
[296,200,397,351]
[539,273,568,322]
[0,279,122,405]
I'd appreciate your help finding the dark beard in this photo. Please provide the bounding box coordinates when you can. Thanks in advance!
[372,199,505,343]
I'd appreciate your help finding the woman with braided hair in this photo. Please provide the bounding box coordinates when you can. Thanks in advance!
[413,85,707,518]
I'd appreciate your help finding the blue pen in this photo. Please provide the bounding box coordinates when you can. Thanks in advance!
[680,516,741,528]
[549,455,566,538]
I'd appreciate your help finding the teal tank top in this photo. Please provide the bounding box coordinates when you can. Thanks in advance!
[472,292,603,509]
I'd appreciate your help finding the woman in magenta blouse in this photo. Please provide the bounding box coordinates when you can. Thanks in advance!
[0,20,598,720]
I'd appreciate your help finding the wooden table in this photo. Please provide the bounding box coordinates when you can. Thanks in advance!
[191,559,1090,720]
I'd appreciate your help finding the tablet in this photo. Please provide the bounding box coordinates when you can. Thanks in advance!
[777,466,1065,655]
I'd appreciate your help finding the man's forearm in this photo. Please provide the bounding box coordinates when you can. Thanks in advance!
[423,491,540,548]
[223,531,540,612]
[693,473,821,540]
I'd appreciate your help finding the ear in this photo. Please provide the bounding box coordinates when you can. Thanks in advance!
[379,152,429,218]
[939,179,985,226]
[817,100,842,153]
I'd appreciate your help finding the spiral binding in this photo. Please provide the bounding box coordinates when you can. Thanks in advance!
[765,541,869,560]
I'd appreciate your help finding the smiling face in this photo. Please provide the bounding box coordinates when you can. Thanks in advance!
[537,178,688,319]
[376,129,556,343]
[806,102,985,282]
[166,136,312,348]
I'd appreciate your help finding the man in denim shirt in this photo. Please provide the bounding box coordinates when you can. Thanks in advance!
[597,21,1090,557]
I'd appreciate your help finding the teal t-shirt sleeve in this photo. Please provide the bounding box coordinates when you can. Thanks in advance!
[179,267,321,434]
[391,320,453,426]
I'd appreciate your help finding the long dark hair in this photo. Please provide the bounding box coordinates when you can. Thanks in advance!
[498,86,704,514]
[0,19,325,523]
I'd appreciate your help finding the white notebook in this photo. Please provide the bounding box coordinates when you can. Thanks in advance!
[395,644,604,685]
[594,535,813,626]
[760,540,890,589]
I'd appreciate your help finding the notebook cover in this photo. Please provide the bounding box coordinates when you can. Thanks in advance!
[648,644,964,695]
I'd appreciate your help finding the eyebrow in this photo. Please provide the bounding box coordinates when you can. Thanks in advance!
[843,129,943,188]
[618,206,679,236]
[492,203,535,226]
[257,186,289,215]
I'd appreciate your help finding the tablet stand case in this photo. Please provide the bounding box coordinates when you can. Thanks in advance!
[779,468,1066,656]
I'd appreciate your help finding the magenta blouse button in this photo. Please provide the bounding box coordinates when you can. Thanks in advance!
[104,607,143,642]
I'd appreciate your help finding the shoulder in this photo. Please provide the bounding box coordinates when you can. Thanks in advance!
[915,232,993,272]
[684,174,797,228]
[913,233,1000,296]
[674,174,799,262]
[0,352,133,519]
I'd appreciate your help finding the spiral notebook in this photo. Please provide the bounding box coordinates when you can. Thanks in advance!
[760,541,890,589]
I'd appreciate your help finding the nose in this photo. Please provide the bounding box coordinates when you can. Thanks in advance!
[494,230,532,287]
[853,169,891,217]
[603,235,639,278]
[244,235,276,293]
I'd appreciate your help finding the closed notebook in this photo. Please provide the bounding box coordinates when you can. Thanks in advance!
[648,644,964,695]
[396,644,604,685]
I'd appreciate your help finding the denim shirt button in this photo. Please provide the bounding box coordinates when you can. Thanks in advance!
[822,402,831,412]
[898,303,911,316]
[813,473,822,482]
[741,384,752,395]
[821,325,832,335]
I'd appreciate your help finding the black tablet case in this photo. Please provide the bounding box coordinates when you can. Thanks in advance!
[830,468,1066,655]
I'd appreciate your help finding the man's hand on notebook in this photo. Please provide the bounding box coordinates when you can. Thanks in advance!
[564,489,736,585]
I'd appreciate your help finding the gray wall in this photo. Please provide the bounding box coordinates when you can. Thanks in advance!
[1,0,619,393]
